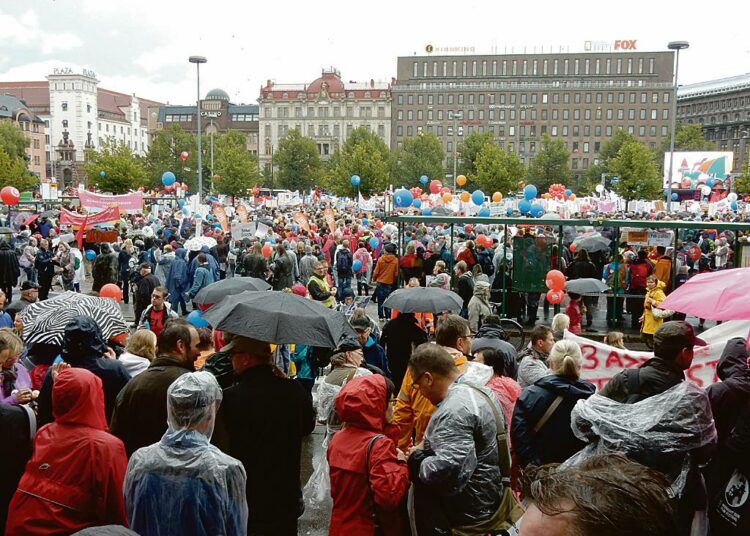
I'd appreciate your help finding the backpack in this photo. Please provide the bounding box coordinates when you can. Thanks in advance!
[336,249,353,275]
[478,251,495,277]
[629,262,650,290]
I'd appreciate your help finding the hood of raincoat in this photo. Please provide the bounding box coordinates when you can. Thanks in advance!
[62,315,108,360]
[473,279,490,298]
[717,337,749,381]
[175,248,187,260]
[378,253,398,267]
[163,371,223,445]
[335,374,388,432]
[52,367,108,430]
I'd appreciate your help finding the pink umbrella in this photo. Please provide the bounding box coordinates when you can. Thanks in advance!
[659,268,750,321]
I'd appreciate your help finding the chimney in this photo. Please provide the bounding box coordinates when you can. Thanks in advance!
[370,79,374,88]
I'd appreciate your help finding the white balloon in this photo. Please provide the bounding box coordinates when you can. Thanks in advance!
[595,184,605,193]
[727,192,738,202]
[701,185,711,196]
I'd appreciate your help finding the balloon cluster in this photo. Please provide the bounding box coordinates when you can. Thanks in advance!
[545,269,565,304]
[548,183,566,200]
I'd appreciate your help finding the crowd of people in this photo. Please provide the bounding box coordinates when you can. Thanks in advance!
[0,199,748,536]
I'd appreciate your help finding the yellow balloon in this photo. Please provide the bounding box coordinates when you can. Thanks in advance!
[456,175,467,187]
[569,194,577,201]
[442,193,453,203]
[460,191,470,202]
[492,192,502,202]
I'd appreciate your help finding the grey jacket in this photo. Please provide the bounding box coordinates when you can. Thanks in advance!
[517,347,551,388]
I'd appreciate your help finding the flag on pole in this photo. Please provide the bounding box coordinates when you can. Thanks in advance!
[75,215,88,250]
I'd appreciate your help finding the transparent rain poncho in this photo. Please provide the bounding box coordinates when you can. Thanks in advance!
[302,367,372,517]
[124,372,248,536]
[564,381,717,498]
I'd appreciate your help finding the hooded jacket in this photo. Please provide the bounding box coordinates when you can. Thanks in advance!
[166,248,189,296]
[328,375,410,536]
[706,337,750,444]
[37,316,132,427]
[372,253,398,285]
[641,280,667,335]
[6,368,128,535]
[468,280,492,333]
[511,374,596,467]
[0,239,20,286]
[124,372,248,536]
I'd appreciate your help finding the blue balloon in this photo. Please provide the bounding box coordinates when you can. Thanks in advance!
[178,199,185,207]
[422,207,433,216]
[471,190,485,206]
[477,207,490,217]
[671,193,678,201]
[731,201,738,211]
[394,189,414,208]
[524,184,538,201]
[99,170,106,177]
[706,179,715,187]
[361,218,369,227]
[181,207,189,215]
[186,310,209,328]
[530,203,544,218]
[412,198,422,208]
[506,207,514,216]
[205,214,213,221]
[564,189,572,197]
[519,200,532,214]
[350,175,361,186]
[352,259,363,272]
[369,236,379,249]
[85,249,96,260]
[420,175,429,185]
[161,171,176,186]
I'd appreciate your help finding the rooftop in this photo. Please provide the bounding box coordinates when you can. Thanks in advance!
[678,73,750,99]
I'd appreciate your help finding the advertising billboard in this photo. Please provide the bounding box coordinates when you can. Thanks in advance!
[663,151,734,191]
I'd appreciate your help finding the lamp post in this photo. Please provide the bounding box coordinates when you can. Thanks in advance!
[188,55,207,203]
[452,111,463,191]
[666,41,689,211]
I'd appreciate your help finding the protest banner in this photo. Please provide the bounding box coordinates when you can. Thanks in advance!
[60,207,120,228]
[564,319,750,390]
[293,211,310,232]
[255,222,270,238]
[324,208,336,235]
[212,205,230,233]
[231,222,257,241]
[79,191,143,214]
[236,204,249,224]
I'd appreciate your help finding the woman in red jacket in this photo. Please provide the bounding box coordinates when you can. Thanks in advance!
[5,368,128,535]
[327,374,410,536]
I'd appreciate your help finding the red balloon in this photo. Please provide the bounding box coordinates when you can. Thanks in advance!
[464,224,474,234]
[429,180,442,195]
[180,151,189,161]
[100,283,122,303]
[476,234,492,249]
[546,289,565,305]
[569,242,577,253]
[545,269,566,291]
[688,245,701,261]
[261,244,272,258]
[0,186,20,206]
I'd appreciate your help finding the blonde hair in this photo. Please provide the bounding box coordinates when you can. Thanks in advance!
[126,329,157,361]
[0,328,23,357]
[551,313,570,333]
[605,331,626,349]
[548,340,583,379]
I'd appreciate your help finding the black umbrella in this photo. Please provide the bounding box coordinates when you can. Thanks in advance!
[194,277,271,305]
[202,290,356,348]
[382,287,463,313]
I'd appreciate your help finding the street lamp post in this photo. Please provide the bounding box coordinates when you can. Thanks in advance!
[188,56,207,204]
[452,111,463,191]
[666,41,689,211]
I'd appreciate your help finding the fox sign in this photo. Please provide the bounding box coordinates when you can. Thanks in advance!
[614,40,637,50]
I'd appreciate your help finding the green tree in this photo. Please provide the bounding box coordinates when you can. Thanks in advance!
[212,131,261,198]
[274,129,322,192]
[326,127,391,196]
[474,143,524,195]
[734,161,750,196]
[609,140,661,202]
[144,125,199,190]
[0,121,30,159]
[0,149,37,191]
[581,129,637,193]
[83,142,148,194]
[456,131,495,183]
[391,132,444,187]
[525,134,573,191]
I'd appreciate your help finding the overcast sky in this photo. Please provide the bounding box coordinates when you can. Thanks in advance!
[1,0,748,105]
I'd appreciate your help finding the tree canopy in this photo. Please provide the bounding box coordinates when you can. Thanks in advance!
[474,143,524,195]
[326,127,391,196]
[609,139,662,202]
[525,134,573,191]
[391,132,444,188]
[274,129,322,192]
[83,142,148,194]
[212,131,261,198]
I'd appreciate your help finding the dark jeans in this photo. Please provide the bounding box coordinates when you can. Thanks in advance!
[606,295,625,327]
[526,292,540,323]
[583,296,597,326]
[38,275,52,300]
[169,293,189,316]
[375,283,395,319]
[22,266,36,283]
[356,273,369,295]
[119,280,130,304]
[336,276,352,301]
[627,288,647,329]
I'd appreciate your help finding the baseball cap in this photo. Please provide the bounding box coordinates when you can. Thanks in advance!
[21,281,39,291]
[653,321,706,355]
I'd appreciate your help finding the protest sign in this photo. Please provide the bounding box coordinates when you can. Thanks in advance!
[79,191,143,214]
[60,207,120,228]
[231,222,257,241]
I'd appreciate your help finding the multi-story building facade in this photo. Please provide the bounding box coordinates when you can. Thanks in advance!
[392,51,675,181]
[151,88,259,158]
[258,68,392,170]
[0,68,162,187]
[0,93,47,179]
[677,73,750,174]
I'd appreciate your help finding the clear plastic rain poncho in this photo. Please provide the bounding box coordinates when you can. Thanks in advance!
[301,367,372,517]
[124,372,248,536]
[564,381,717,498]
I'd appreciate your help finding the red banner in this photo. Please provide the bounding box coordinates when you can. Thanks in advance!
[78,191,143,214]
[60,207,120,229]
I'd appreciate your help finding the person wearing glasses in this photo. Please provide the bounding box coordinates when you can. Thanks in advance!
[392,314,472,452]
[137,286,178,341]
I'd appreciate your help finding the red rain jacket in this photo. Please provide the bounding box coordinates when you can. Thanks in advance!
[5,368,128,535]
[327,375,410,536]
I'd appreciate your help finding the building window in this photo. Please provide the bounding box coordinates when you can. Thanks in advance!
[663,92,670,104]
[649,58,655,74]
[62,120,68,128]
[62,102,68,111]
[662,109,669,120]
[413,62,418,77]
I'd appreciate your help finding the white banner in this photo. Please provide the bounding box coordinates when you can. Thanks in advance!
[564,320,750,390]
[231,222,257,241]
